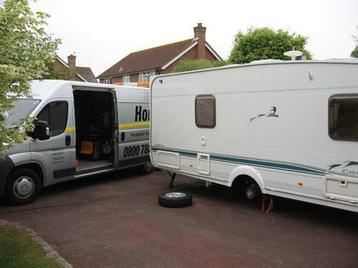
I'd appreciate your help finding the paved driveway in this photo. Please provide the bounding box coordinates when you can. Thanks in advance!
[1,170,358,268]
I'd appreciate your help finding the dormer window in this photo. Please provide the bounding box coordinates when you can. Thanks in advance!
[139,71,156,82]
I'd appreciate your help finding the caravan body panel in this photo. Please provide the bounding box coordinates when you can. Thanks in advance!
[150,61,358,213]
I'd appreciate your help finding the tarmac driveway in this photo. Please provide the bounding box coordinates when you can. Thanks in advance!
[1,169,358,268]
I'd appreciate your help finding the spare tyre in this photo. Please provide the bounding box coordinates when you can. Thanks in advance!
[158,191,192,208]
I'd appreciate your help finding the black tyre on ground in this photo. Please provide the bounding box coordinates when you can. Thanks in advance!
[4,168,41,205]
[158,191,192,208]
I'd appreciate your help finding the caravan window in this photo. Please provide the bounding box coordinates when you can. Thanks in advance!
[195,95,216,128]
[37,101,68,137]
[329,96,358,141]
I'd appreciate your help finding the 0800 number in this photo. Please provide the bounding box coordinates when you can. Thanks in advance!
[123,144,149,158]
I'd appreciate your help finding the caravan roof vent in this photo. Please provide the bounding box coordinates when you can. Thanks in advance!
[284,49,303,61]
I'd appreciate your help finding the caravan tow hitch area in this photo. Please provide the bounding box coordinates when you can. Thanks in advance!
[168,172,176,189]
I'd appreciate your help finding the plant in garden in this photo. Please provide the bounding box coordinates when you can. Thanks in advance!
[0,0,59,151]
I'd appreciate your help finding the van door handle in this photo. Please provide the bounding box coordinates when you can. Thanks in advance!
[65,135,71,146]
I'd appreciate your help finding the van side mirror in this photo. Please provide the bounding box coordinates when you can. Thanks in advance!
[27,120,50,140]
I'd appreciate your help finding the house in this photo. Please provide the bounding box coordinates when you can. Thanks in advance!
[97,23,222,84]
[51,54,97,83]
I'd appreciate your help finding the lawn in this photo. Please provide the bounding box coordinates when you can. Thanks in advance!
[0,225,64,268]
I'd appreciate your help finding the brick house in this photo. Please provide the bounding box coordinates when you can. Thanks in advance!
[52,54,97,82]
[97,23,221,84]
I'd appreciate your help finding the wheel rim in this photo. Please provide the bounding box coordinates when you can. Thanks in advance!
[13,176,35,199]
[245,184,258,200]
[165,192,186,198]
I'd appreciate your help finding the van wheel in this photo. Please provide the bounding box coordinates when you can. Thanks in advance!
[141,161,153,174]
[4,168,41,205]
[158,191,192,208]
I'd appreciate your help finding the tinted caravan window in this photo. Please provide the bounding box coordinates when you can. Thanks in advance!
[329,96,358,141]
[195,95,216,128]
[37,101,68,137]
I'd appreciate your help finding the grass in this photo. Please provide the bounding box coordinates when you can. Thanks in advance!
[0,225,64,268]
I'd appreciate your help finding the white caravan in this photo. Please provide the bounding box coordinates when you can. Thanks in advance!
[0,80,150,204]
[150,60,358,213]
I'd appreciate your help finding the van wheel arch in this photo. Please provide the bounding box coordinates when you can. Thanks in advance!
[15,163,45,187]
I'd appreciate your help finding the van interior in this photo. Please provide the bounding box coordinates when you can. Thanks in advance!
[73,90,116,173]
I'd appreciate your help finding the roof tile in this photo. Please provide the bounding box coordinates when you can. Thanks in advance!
[98,39,196,78]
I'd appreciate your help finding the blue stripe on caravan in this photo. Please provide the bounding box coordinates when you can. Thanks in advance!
[152,147,325,176]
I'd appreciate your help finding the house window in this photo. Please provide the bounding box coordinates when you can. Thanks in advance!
[37,101,68,137]
[123,74,130,83]
[101,79,111,84]
[329,95,358,141]
[195,95,216,128]
[139,71,155,82]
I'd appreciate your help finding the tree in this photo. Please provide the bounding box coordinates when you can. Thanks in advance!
[0,0,59,151]
[43,61,78,80]
[351,26,358,58]
[174,59,227,72]
[352,47,358,58]
[228,27,312,64]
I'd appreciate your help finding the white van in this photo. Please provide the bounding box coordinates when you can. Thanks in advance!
[0,80,151,204]
[150,60,358,213]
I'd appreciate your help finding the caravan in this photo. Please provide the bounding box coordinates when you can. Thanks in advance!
[0,80,151,204]
[150,60,358,213]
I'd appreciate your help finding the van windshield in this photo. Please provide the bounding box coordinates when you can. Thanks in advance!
[4,99,41,127]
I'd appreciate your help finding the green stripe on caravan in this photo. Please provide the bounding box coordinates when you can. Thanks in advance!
[152,147,325,176]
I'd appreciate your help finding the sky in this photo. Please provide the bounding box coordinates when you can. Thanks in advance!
[31,0,358,76]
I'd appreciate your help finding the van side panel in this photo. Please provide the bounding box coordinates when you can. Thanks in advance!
[117,102,150,166]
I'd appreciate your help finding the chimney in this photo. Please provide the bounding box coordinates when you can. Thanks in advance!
[194,23,206,59]
[67,54,76,69]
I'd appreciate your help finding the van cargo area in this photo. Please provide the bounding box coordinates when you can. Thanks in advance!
[73,90,116,172]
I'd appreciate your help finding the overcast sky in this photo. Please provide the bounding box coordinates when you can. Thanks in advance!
[31,0,358,76]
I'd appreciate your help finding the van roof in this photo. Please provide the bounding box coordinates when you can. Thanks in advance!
[30,80,148,100]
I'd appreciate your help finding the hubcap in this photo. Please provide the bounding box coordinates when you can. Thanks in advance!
[13,176,35,199]
[165,192,186,198]
[245,184,258,200]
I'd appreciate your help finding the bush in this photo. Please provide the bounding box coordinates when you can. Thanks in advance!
[174,59,227,72]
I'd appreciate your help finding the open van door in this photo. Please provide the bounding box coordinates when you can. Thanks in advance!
[73,87,118,174]
[111,89,119,168]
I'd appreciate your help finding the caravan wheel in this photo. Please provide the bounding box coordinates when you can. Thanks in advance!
[234,176,262,201]
[245,183,260,200]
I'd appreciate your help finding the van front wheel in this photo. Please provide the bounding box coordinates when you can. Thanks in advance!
[4,168,41,205]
